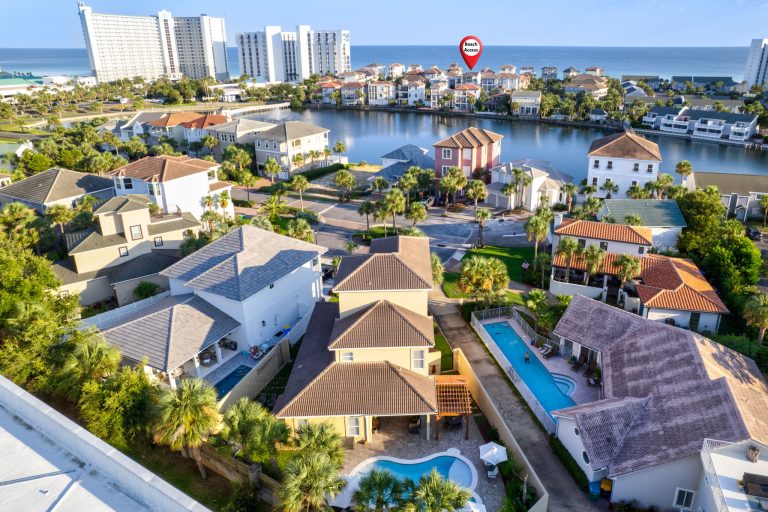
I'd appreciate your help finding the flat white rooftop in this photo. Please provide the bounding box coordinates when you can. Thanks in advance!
[0,404,148,511]
[708,439,768,512]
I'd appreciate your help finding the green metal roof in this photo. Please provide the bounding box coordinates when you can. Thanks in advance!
[601,199,686,227]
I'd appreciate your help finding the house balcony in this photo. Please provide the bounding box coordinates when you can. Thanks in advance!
[729,127,750,141]
[660,122,690,133]
[641,115,657,126]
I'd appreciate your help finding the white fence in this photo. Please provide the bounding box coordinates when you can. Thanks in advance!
[80,291,171,331]
[700,439,733,512]
[470,308,558,433]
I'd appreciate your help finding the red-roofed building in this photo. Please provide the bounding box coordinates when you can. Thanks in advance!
[433,128,503,178]
[181,114,229,143]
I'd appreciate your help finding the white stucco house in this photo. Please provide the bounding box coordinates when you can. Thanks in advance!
[110,155,233,219]
[487,159,573,211]
[119,111,166,142]
[99,226,327,389]
[550,296,768,510]
[587,131,662,199]
[597,199,687,251]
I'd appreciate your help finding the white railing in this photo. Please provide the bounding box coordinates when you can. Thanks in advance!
[700,439,733,512]
[470,310,558,433]
[80,291,171,331]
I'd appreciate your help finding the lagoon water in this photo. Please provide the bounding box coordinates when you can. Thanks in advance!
[246,109,768,182]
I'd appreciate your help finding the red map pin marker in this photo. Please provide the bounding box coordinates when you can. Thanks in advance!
[459,36,482,70]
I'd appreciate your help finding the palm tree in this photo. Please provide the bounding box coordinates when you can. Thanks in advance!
[384,188,406,233]
[582,245,606,285]
[279,452,346,512]
[562,183,579,213]
[293,422,344,466]
[291,152,305,170]
[465,179,488,214]
[153,378,222,479]
[221,397,266,454]
[399,169,419,207]
[458,255,509,303]
[286,218,314,243]
[289,174,309,212]
[77,194,98,213]
[744,293,768,345]
[372,176,389,199]
[264,157,281,184]
[358,200,375,231]
[581,184,597,198]
[250,215,274,231]
[374,201,389,237]
[556,237,581,283]
[431,253,445,286]
[201,135,218,155]
[761,195,768,228]
[353,469,404,512]
[616,253,642,292]
[334,169,357,201]
[475,207,491,247]
[45,203,74,239]
[56,330,120,401]
[439,174,457,216]
[225,146,252,175]
[239,171,257,203]
[333,140,347,162]
[526,215,549,269]
[217,191,230,216]
[624,213,643,226]
[626,184,648,200]
[656,173,674,198]
[446,167,468,205]
[501,182,516,212]
[407,468,471,512]
[260,195,288,222]
[675,160,693,186]
[405,202,427,228]
[525,289,548,331]
[599,181,619,199]
[323,147,332,164]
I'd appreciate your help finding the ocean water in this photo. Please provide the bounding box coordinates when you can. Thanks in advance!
[0,46,749,81]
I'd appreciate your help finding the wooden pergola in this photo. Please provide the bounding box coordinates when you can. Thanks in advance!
[434,375,473,440]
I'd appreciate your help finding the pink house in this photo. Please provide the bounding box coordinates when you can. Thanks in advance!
[433,127,503,178]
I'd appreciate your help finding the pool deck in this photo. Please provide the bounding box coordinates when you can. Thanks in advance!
[203,353,257,386]
[481,318,601,405]
[342,416,505,511]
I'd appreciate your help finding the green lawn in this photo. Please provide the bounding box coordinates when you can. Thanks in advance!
[463,245,536,282]
[433,323,454,372]
[457,291,526,322]
[0,123,47,135]
[354,225,425,242]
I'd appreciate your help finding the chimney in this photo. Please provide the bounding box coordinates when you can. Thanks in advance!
[554,212,564,228]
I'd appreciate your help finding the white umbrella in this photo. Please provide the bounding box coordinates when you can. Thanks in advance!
[328,474,359,509]
[479,441,508,465]
[463,501,487,512]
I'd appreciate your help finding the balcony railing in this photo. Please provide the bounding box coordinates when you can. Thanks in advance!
[700,439,733,512]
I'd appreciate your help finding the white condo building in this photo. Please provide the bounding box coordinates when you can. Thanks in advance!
[237,25,350,83]
[78,3,229,83]
[745,38,768,87]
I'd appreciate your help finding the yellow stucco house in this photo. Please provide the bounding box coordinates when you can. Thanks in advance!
[274,236,468,442]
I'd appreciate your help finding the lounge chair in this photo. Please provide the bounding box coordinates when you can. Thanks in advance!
[583,361,597,378]
[485,463,499,481]
[539,345,552,356]
[544,346,558,359]
[571,354,586,372]
[587,377,601,387]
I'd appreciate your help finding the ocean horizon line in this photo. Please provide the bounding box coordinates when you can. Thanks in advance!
[0,44,751,50]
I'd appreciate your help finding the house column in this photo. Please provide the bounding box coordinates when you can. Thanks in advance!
[425,415,431,441]
[214,342,223,363]
[601,275,608,302]
[193,356,203,378]
[168,372,177,390]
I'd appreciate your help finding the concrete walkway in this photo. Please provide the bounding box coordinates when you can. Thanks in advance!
[429,289,602,512]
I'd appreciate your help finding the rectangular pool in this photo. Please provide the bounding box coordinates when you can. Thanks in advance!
[214,365,252,397]
[484,321,575,416]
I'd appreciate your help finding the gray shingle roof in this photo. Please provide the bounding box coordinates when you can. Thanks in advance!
[691,171,768,196]
[147,212,200,236]
[93,195,151,215]
[328,300,434,350]
[0,168,113,205]
[648,105,686,116]
[204,118,274,136]
[65,230,128,254]
[52,251,179,285]
[256,121,329,142]
[101,294,240,371]
[552,295,768,477]
[380,144,429,161]
[687,109,756,123]
[601,199,686,227]
[161,226,326,301]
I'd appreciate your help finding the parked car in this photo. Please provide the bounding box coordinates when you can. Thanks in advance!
[746,227,763,240]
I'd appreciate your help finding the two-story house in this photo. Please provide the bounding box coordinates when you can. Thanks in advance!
[252,121,330,179]
[275,236,460,443]
[565,74,609,98]
[54,194,199,306]
[541,66,558,80]
[510,90,542,116]
[316,80,343,105]
[487,159,572,211]
[98,226,327,391]
[433,127,503,178]
[202,118,274,158]
[586,131,662,198]
[146,112,207,144]
[119,112,165,142]
[688,171,768,220]
[0,167,113,214]
[181,114,229,143]
[110,155,232,219]
[427,80,450,109]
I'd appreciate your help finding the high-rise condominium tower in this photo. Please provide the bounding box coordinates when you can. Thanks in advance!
[78,3,229,83]
[237,26,350,83]
[744,38,768,88]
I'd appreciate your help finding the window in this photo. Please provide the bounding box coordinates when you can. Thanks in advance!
[577,239,586,248]
[633,163,639,172]
[123,178,133,190]
[604,178,612,185]
[273,142,277,149]
[582,451,590,464]
[148,183,158,196]
[442,148,452,159]
[296,419,309,429]
[129,225,143,240]
[154,237,163,247]
[592,177,598,186]
[607,161,613,170]
[632,180,638,186]
[412,350,425,370]
[115,178,122,190]
[341,352,354,362]
[441,165,451,174]
[673,489,694,510]
[346,416,361,437]
[599,241,608,250]
[638,246,645,255]
[118,246,129,257]
[256,140,261,148]
[574,427,580,436]
[647,164,654,173]
[593,160,599,168]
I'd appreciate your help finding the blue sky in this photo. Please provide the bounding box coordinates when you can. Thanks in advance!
[1,0,767,47]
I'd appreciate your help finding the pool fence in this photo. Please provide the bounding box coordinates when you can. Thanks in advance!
[470,307,558,434]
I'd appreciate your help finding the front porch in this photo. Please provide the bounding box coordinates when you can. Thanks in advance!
[341,416,506,511]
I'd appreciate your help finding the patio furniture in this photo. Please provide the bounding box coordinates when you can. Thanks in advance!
[200,352,213,366]
[444,416,462,430]
[539,345,552,356]
[587,377,601,387]
[544,345,558,359]
[479,441,508,465]
[571,354,586,372]
[583,361,597,378]
[408,416,421,435]
[485,462,499,481]
[372,417,381,434]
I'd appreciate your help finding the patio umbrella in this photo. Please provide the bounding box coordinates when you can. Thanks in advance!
[479,441,508,465]
[463,501,487,512]
[327,474,359,509]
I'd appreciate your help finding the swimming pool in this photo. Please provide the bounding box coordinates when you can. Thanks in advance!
[213,365,251,397]
[484,321,575,416]
[350,450,478,492]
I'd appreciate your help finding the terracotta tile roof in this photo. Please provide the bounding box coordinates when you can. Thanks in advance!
[180,114,228,129]
[552,251,624,277]
[551,295,768,477]
[588,131,662,161]
[433,127,504,149]
[333,236,433,292]
[555,218,653,245]
[110,156,217,183]
[147,112,205,128]
[454,83,481,91]
[328,300,434,350]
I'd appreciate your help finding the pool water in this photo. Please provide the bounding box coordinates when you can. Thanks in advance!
[553,374,576,396]
[355,455,474,489]
[214,365,251,397]
[485,321,575,416]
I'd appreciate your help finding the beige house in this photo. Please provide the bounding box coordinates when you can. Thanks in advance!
[253,121,330,180]
[54,194,200,306]
[275,236,470,443]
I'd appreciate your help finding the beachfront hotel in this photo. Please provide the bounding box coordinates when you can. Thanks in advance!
[78,2,230,83]
[237,26,351,83]
[745,38,768,87]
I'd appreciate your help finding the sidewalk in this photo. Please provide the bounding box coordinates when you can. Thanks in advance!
[429,288,602,512]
